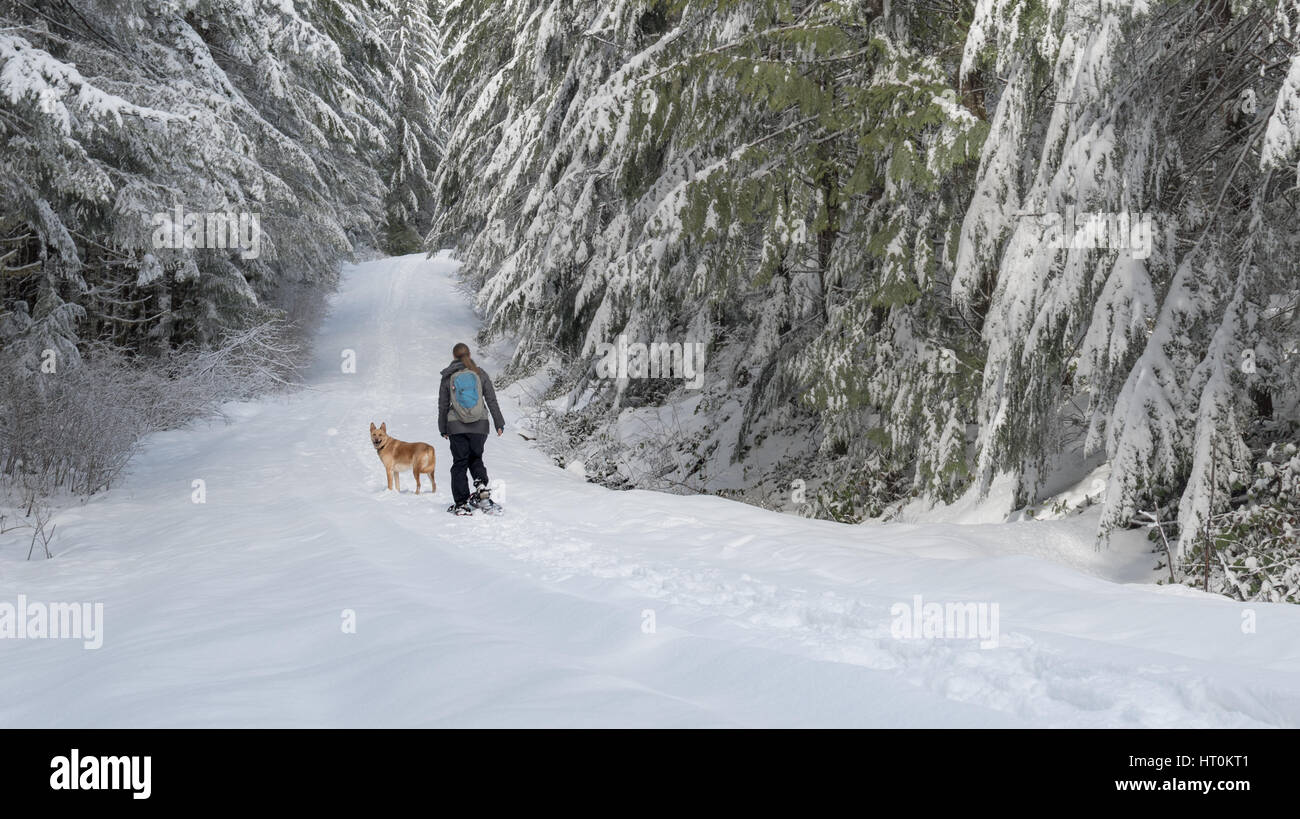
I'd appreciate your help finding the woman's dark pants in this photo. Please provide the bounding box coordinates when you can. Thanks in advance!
[448,432,489,504]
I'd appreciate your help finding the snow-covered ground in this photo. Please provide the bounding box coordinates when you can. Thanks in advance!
[3,253,1299,728]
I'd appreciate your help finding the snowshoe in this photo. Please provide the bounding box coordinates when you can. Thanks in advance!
[447,502,474,516]
[472,498,504,515]
[469,486,504,516]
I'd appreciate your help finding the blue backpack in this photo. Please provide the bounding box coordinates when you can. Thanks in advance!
[448,369,488,423]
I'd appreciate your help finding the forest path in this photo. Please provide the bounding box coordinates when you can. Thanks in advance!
[2,254,1297,727]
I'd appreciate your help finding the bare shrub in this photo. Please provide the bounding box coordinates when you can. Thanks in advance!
[0,318,299,499]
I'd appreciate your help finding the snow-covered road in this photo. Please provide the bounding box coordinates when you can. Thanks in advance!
[3,253,1298,727]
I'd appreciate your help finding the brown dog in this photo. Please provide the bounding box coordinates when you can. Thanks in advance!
[369,422,437,494]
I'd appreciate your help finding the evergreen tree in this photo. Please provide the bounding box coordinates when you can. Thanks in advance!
[0,0,396,359]
[378,0,447,252]
[429,0,985,512]
[431,0,1299,594]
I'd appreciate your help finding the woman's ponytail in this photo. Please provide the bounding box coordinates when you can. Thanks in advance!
[452,342,481,374]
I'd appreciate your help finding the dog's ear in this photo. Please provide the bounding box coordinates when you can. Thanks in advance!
[369,422,376,431]
[380,422,387,431]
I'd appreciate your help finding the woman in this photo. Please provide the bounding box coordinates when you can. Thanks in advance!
[438,342,505,515]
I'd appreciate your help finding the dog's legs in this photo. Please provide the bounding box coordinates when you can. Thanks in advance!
[386,467,393,491]
[414,468,421,495]
[392,470,400,492]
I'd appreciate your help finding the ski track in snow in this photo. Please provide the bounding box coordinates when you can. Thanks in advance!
[2,253,1299,728]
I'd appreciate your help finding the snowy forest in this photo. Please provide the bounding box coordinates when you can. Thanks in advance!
[0,0,444,490]
[2,0,1299,603]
